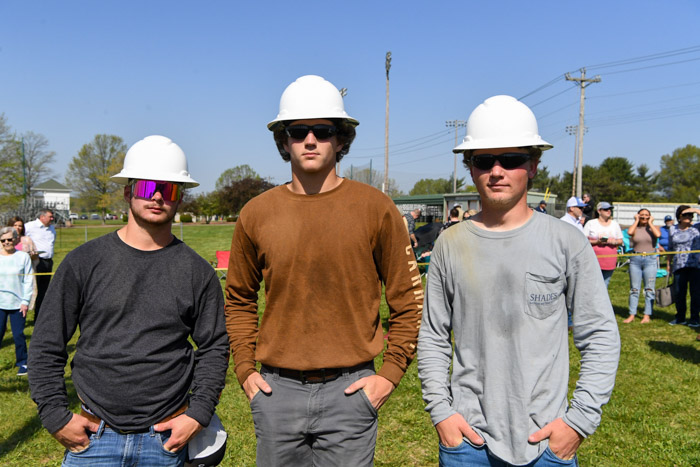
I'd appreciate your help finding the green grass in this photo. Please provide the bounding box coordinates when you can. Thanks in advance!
[0,226,698,466]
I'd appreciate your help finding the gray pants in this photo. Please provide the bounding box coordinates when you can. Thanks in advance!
[251,363,378,467]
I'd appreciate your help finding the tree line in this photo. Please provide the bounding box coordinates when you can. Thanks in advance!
[1,111,697,217]
[404,145,700,204]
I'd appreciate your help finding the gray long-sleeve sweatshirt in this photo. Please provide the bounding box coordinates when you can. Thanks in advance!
[418,212,620,465]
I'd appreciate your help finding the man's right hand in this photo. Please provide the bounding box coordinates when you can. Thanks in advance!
[53,414,100,452]
[243,371,272,401]
[435,413,484,448]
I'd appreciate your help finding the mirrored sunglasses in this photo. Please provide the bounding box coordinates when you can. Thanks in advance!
[131,180,183,202]
[470,153,532,170]
[285,124,338,140]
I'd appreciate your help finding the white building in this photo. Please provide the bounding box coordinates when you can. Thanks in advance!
[31,179,71,212]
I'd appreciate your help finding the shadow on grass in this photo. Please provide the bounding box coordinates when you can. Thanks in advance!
[648,340,700,364]
[0,378,81,459]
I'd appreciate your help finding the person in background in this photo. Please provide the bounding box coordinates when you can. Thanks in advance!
[8,217,38,259]
[24,208,55,321]
[582,193,594,223]
[404,208,421,248]
[623,209,661,324]
[535,200,547,214]
[560,197,586,233]
[583,202,623,288]
[462,209,477,221]
[9,217,39,310]
[668,205,700,327]
[440,207,461,234]
[0,227,33,376]
[658,215,675,272]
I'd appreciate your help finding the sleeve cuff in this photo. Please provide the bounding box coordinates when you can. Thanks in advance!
[377,362,406,387]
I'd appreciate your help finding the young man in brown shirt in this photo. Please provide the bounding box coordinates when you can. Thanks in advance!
[225,75,423,466]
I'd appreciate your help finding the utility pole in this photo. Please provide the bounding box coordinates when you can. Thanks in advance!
[383,52,391,194]
[565,68,600,198]
[337,88,348,177]
[566,125,587,197]
[445,120,467,193]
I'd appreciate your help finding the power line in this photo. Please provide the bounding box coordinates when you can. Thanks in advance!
[583,44,700,71]
[518,74,566,100]
[352,129,450,151]
[589,80,700,99]
[600,56,700,76]
[529,85,578,108]
[346,132,454,159]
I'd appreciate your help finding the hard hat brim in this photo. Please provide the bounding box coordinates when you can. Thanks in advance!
[453,137,553,153]
[111,171,200,188]
[267,115,359,131]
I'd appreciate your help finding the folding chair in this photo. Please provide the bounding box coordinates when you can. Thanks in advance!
[211,250,230,281]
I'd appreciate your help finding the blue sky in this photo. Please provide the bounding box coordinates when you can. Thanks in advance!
[1,1,698,194]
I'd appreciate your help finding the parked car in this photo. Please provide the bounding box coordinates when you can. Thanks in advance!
[69,213,79,220]
[80,214,88,220]
[104,214,118,220]
[90,213,100,220]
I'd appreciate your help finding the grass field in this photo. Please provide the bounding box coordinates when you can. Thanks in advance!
[0,223,698,466]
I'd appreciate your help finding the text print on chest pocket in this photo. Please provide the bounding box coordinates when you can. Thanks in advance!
[525,272,565,319]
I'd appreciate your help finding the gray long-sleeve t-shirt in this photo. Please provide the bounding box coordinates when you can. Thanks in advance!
[418,211,620,465]
[29,231,229,433]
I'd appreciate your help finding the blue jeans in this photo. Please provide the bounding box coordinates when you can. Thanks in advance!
[628,255,657,316]
[62,422,186,466]
[439,440,578,466]
[0,309,27,367]
[601,269,614,288]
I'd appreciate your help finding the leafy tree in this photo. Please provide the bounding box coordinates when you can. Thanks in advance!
[20,131,57,193]
[215,164,260,190]
[409,177,464,195]
[66,135,127,221]
[218,177,276,216]
[656,145,700,202]
[0,115,22,207]
[179,191,220,224]
[342,167,403,197]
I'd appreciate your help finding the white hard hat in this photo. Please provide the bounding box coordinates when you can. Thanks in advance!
[111,135,199,188]
[185,413,227,467]
[267,75,359,130]
[453,95,552,153]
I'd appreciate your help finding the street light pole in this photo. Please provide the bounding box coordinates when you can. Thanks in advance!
[383,52,391,194]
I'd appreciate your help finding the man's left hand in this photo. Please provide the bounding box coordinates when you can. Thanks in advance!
[528,418,583,460]
[154,414,202,452]
[344,374,395,410]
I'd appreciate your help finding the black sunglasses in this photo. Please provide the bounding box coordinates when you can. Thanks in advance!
[285,124,337,140]
[470,153,531,170]
[681,213,694,218]
[0,238,13,244]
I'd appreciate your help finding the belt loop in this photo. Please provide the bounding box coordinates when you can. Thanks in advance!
[96,420,106,439]
[149,425,156,437]
[271,366,280,381]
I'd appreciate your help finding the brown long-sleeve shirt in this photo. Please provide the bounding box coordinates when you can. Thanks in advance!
[225,180,423,387]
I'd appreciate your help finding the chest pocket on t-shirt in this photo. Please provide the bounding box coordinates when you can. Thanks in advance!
[525,272,566,320]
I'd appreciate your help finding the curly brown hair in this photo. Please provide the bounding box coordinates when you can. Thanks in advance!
[272,119,357,163]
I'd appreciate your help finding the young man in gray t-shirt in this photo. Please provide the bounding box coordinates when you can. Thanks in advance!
[418,95,620,466]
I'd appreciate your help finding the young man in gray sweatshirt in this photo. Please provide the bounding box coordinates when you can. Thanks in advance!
[417,95,620,466]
